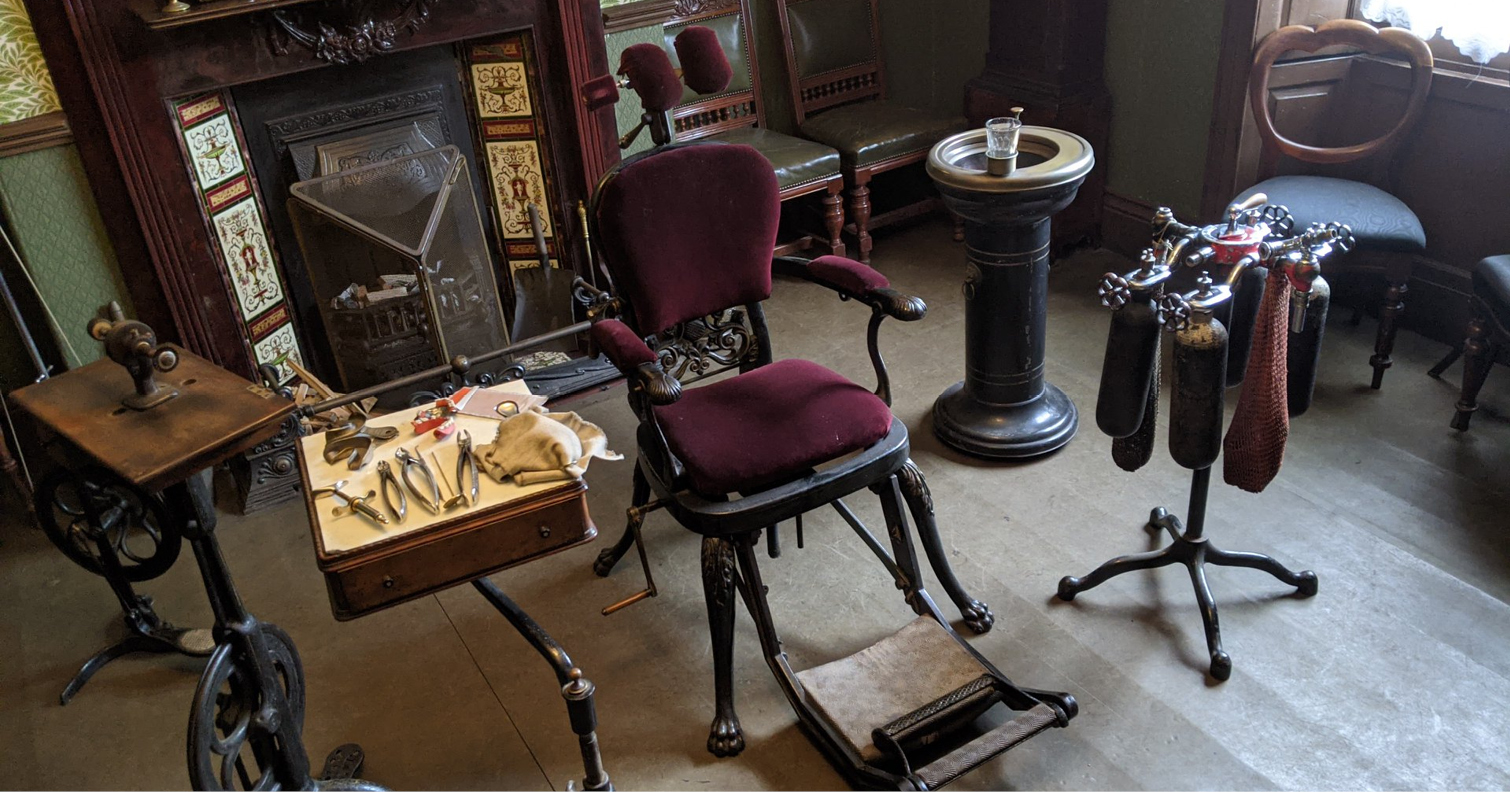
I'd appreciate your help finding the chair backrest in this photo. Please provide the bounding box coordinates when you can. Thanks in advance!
[775,0,887,125]
[1249,19,1433,175]
[591,142,780,337]
[663,0,765,141]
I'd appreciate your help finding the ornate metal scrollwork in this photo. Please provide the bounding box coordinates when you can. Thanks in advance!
[652,308,758,381]
[268,0,440,65]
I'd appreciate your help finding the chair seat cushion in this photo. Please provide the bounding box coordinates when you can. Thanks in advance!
[799,101,966,170]
[1239,175,1425,254]
[1473,255,1510,332]
[710,127,841,192]
[654,359,893,497]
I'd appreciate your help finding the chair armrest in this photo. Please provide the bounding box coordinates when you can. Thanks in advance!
[773,255,927,321]
[590,319,682,405]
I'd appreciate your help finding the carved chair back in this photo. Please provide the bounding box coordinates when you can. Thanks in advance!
[1249,19,1433,181]
[663,0,765,141]
[590,141,779,395]
[775,0,888,125]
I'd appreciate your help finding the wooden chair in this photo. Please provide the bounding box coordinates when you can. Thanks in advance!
[1237,19,1433,389]
[1430,255,1510,431]
[774,0,966,263]
[662,0,848,258]
[587,142,1078,785]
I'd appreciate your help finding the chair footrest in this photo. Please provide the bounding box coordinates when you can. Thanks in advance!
[794,617,1001,765]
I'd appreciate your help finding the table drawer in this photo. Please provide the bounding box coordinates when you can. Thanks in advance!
[321,489,594,620]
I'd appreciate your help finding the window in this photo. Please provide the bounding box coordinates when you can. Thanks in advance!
[1357,0,1510,75]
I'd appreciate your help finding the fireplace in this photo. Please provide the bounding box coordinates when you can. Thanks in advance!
[25,0,619,383]
[24,0,619,507]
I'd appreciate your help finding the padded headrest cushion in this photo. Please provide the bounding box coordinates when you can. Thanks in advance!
[674,26,734,95]
[618,43,683,113]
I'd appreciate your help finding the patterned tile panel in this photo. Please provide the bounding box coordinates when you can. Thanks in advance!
[464,33,565,273]
[170,92,304,382]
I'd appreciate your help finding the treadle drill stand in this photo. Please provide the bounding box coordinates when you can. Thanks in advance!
[13,306,376,790]
[1056,200,1351,681]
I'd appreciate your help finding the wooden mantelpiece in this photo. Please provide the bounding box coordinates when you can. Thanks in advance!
[23,0,620,378]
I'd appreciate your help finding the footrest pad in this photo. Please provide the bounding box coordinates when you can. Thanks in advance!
[795,616,989,763]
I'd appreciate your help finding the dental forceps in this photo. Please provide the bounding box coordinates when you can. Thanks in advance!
[456,431,481,506]
[376,460,406,523]
[394,447,442,514]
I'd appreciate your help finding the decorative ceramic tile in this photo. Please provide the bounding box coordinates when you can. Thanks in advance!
[213,197,284,320]
[508,258,561,272]
[485,140,552,239]
[470,62,532,119]
[171,91,304,383]
[252,322,303,383]
[0,0,60,125]
[183,114,245,190]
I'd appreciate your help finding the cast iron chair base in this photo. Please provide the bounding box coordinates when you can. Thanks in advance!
[62,619,214,705]
[1055,468,1317,682]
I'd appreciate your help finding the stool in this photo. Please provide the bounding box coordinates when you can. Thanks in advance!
[1430,255,1510,430]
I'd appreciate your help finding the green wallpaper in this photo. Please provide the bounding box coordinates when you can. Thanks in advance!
[0,145,130,381]
[1103,0,1223,217]
[0,0,60,125]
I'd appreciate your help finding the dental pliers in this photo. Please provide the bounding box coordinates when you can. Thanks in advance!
[376,460,407,523]
[456,431,481,506]
[394,447,442,514]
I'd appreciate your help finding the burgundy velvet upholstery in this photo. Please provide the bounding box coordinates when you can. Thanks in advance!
[597,144,780,334]
[808,255,889,294]
[654,359,893,497]
[674,26,734,95]
[592,319,657,370]
[619,43,684,113]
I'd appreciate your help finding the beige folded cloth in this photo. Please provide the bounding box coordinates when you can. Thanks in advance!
[478,408,622,485]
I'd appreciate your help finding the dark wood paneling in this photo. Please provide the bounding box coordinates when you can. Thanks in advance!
[22,0,619,377]
[602,0,677,34]
[0,111,73,157]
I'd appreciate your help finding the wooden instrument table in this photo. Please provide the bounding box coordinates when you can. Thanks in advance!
[12,347,375,790]
[296,384,612,791]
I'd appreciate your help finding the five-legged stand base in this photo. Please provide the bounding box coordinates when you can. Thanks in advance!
[1057,504,1317,682]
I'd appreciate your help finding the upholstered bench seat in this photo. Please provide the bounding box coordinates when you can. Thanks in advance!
[799,101,967,169]
[708,126,842,191]
[1239,175,1426,254]
[654,358,892,497]
[1473,255,1510,333]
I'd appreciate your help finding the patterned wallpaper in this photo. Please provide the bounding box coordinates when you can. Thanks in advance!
[0,0,60,125]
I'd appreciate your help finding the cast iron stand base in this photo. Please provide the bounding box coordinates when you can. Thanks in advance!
[1054,467,1317,681]
[933,380,1079,459]
[61,605,214,705]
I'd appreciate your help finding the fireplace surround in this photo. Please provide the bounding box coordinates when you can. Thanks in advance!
[24,0,619,384]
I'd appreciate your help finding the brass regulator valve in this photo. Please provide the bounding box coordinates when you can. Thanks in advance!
[87,301,180,411]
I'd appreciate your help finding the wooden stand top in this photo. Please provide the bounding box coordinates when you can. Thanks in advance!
[9,346,294,492]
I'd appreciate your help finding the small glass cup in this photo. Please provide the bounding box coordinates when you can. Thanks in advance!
[985,116,1022,176]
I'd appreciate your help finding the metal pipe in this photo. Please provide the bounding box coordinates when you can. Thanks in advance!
[300,320,592,416]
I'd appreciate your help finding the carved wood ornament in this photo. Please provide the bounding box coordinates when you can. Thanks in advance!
[269,0,441,64]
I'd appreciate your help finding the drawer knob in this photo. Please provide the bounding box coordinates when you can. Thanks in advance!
[538,525,551,538]
[383,576,395,589]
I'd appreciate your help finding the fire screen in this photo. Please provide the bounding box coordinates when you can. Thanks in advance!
[288,145,511,398]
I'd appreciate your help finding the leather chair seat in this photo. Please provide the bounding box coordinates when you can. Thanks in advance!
[1473,255,1510,333]
[654,358,893,497]
[708,126,841,192]
[799,101,966,169]
[1238,175,1426,254]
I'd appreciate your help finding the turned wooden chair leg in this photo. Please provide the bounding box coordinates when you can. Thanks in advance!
[1452,309,1496,431]
[702,535,745,757]
[1370,277,1408,389]
[821,182,846,257]
[849,181,873,264]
